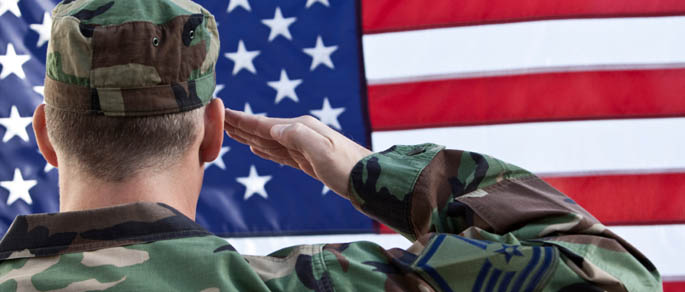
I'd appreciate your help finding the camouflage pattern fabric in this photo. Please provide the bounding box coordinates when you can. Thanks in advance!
[0,144,661,291]
[44,0,219,116]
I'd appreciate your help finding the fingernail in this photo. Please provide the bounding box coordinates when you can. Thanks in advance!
[271,124,288,139]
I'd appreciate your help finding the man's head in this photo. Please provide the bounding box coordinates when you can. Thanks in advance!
[34,0,224,183]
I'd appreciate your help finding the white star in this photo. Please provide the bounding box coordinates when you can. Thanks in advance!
[310,98,345,130]
[243,102,266,117]
[0,106,32,143]
[0,43,30,80]
[267,69,302,104]
[302,36,338,70]
[1,169,36,205]
[224,40,260,75]
[306,0,330,8]
[44,161,54,172]
[261,7,296,41]
[227,0,250,13]
[33,85,44,98]
[34,85,45,103]
[213,84,225,98]
[236,165,272,200]
[29,12,51,47]
[322,184,330,195]
[205,146,230,170]
[0,0,21,17]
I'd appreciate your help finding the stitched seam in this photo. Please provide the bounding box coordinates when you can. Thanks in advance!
[315,245,335,292]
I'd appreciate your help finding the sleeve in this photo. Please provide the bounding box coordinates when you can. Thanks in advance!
[334,144,661,292]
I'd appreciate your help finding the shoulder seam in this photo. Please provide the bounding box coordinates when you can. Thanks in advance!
[408,146,445,240]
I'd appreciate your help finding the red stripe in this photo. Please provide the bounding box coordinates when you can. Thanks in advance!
[367,68,685,131]
[375,221,395,234]
[377,172,685,230]
[544,173,685,225]
[664,281,685,292]
[362,0,685,33]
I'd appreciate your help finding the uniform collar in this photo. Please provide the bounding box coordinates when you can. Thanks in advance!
[0,202,210,260]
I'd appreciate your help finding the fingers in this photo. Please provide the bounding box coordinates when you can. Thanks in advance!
[250,146,317,179]
[225,108,289,140]
[226,108,333,154]
[225,107,372,199]
[226,124,282,151]
[226,108,340,142]
[225,107,342,182]
[249,146,297,168]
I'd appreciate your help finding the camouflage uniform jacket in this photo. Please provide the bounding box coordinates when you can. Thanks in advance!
[0,144,661,291]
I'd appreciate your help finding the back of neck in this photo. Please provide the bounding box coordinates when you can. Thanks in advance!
[58,162,203,220]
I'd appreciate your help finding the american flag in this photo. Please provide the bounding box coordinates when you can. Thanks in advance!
[0,0,683,289]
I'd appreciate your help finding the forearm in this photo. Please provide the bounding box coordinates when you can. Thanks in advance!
[347,143,539,240]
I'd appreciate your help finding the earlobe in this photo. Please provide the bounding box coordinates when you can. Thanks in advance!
[199,98,225,163]
[33,104,58,167]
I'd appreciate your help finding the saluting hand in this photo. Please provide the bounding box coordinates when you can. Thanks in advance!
[224,108,372,198]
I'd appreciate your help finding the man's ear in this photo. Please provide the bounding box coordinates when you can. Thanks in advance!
[199,98,225,163]
[33,104,58,168]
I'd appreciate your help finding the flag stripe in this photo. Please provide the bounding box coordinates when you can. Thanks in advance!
[664,281,685,292]
[362,16,685,84]
[544,173,685,225]
[362,0,685,33]
[610,224,685,279]
[372,117,685,175]
[367,68,685,131]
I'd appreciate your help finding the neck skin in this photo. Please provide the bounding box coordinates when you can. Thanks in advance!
[57,150,205,220]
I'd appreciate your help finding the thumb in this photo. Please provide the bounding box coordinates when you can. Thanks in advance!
[270,124,290,142]
[270,123,328,154]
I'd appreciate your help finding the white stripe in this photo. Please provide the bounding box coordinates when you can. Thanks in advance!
[363,16,685,84]
[371,117,685,175]
[365,63,685,86]
[226,224,685,278]
[663,275,685,283]
[610,224,685,278]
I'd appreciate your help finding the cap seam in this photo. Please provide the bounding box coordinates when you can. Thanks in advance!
[45,72,214,91]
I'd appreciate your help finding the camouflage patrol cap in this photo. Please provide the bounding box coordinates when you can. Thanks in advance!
[44,0,220,116]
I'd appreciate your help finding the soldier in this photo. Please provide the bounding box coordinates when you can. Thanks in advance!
[0,0,661,291]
